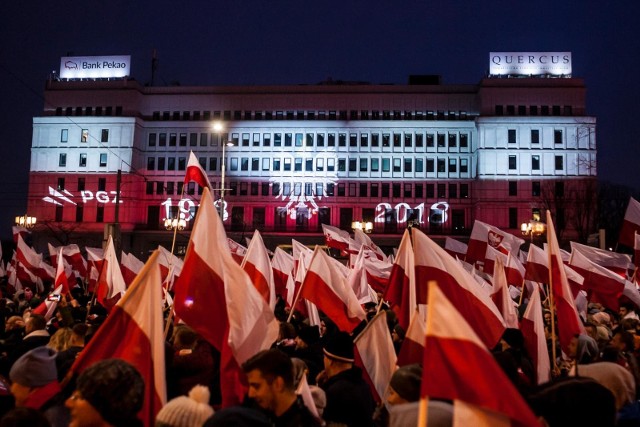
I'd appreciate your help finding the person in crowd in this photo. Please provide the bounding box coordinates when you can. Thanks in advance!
[55,323,88,382]
[619,303,640,321]
[46,328,71,353]
[602,328,640,396]
[65,358,145,427]
[0,407,51,427]
[317,331,375,427]
[242,349,322,427]
[292,325,323,384]
[9,346,68,427]
[291,357,326,418]
[0,317,25,355]
[155,385,214,427]
[204,406,271,427]
[391,324,405,355]
[274,322,297,357]
[2,314,50,376]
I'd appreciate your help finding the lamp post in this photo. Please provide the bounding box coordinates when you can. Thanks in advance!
[15,215,36,229]
[213,122,234,222]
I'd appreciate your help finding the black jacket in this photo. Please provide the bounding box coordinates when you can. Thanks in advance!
[321,366,375,427]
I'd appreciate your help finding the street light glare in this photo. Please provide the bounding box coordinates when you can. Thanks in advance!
[212,122,223,132]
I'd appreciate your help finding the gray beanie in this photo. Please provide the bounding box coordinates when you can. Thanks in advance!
[155,385,214,427]
[10,346,57,387]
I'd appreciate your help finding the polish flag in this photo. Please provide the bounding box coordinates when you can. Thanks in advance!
[490,257,519,329]
[241,230,276,309]
[173,187,279,407]
[299,246,366,333]
[348,249,377,305]
[569,248,625,311]
[54,249,71,296]
[32,285,64,321]
[121,252,145,287]
[419,282,540,427]
[383,230,416,331]
[520,284,551,384]
[525,244,549,283]
[444,237,468,260]
[157,245,183,290]
[570,241,633,277]
[483,245,507,276]
[85,246,104,292]
[362,255,392,294]
[619,197,640,248]
[69,250,167,426]
[354,311,397,404]
[95,235,127,311]
[623,279,640,309]
[321,224,351,254]
[354,229,386,261]
[227,238,247,265]
[412,227,506,349]
[546,210,585,355]
[15,235,42,274]
[52,244,87,278]
[12,226,29,245]
[184,151,212,191]
[271,247,294,300]
[466,220,524,264]
[397,309,426,367]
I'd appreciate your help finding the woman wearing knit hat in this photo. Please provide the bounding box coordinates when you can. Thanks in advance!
[155,385,214,427]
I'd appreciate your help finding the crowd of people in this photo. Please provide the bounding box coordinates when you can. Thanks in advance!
[1,276,640,426]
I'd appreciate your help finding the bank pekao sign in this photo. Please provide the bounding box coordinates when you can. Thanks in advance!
[59,55,131,79]
[489,52,571,76]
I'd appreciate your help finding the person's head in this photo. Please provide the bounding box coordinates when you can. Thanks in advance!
[387,364,422,405]
[48,327,72,352]
[322,331,354,377]
[66,358,145,427]
[295,325,320,350]
[241,349,296,416]
[569,334,599,364]
[611,329,635,352]
[391,324,405,343]
[584,322,598,341]
[24,314,46,335]
[5,316,24,332]
[155,385,214,427]
[69,323,89,347]
[172,325,198,351]
[0,407,51,427]
[9,346,58,407]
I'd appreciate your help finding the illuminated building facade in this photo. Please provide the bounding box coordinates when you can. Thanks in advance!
[26,53,596,255]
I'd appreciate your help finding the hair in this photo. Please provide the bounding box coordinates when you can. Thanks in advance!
[242,349,294,390]
[172,324,198,349]
[47,327,72,352]
[614,329,635,352]
[278,321,297,340]
[27,314,46,332]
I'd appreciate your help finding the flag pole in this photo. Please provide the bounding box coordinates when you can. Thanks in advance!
[546,233,559,374]
[169,185,186,260]
[518,278,526,306]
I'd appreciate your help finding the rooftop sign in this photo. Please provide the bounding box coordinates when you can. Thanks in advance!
[489,52,571,76]
[59,55,131,79]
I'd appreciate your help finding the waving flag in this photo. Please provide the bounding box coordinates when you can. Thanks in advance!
[184,151,212,191]
[121,252,144,287]
[321,224,351,254]
[444,237,468,260]
[95,236,126,310]
[241,230,276,309]
[271,247,294,300]
[490,257,519,329]
[383,230,416,331]
[467,220,524,264]
[619,197,640,248]
[569,248,625,311]
[520,284,551,385]
[397,309,426,367]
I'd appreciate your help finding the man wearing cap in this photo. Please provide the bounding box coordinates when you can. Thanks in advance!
[9,346,69,427]
[317,331,375,427]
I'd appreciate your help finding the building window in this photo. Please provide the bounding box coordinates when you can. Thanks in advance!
[159,133,167,146]
[178,157,186,171]
[393,183,401,198]
[168,157,176,171]
[404,158,412,173]
[532,155,540,170]
[555,155,564,170]
[437,184,446,198]
[61,129,68,142]
[200,133,208,146]
[426,134,434,147]
[273,158,280,171]
[508,181,517,196]
[99,153,107,167]
[96,206,104,223]
[531,129,539,144]
[284,158,291,171]
[393,158,401,173]
[262,158,270,171]
[448,158,457,173]
[295,158,303,172]
[359,183,368,197]
[79,153,87,167]
[263,133,271,147]
[241,158,249,171]
[156,181,164,195]
[415,158,424,173]
[449,184,457,199]
[508,155,517,170]
[509,208,518,229]
[75,205,83,222]
[360,158,368,172]
[381,183,389,198]
[460,184,469,198]
[147,157,155,170]
[371,183,379,197]
[460,134,468,148]
[415,133,423,147]
[460,158,468,173]
[349,159,357,172]
[555,181,565,197]
[426,184,434,198]
[166,182,174,195]
[426,159,434,173]
[101,129,109,142]
[59,153,67,167]
[437,159,446,173]
[382,158,390,172]
[327,158,335,172]
[179,133,187,146]
[437,134,445,148]
[305,158,313,171]
[77,177,85,192]
[209,157,218,171]
[532,181,541,196]
[337,159,346,172]
[415,183,423,198]
[508,129,516,144]
[81,129,88,142]
[328,133,336,147]
[148,133,156,146]
[554,130,563,144]
[361,134,369,147]
[404,183,412,198]
[274,134,282,147]
[169,133,177,146]
[146,182,154,195]
[448,133,457,148]
[404,134,412,148]
[189,133,198,146]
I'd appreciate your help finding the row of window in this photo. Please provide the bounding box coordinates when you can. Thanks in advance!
[508,154,564,171]
[508,129,562,144]
[55,106,123,117]
[147,131,471,150]
[56,177,107,192]
[59,153,108,167]
[508,181,564,197]
[60,128,110,143]
[496,105,573,116]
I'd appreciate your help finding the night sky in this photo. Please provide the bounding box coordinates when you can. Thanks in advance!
[1,1,638,240]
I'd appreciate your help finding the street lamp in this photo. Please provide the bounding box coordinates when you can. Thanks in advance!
[352,220,373,233]
[164,218,186,231]
[213,122,234,222]
[521,220,546,245]
[15,215,36,229]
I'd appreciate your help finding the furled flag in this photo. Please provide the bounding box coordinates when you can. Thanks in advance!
[68,250,167,426]
[173,187,279,407]
[490,257,519,329]
[121,252,145,287]
[419,282,540,427]
[354,311,397,404]
[184,150,212,191]
[520,283,551,385]
[546,210,585,355]
[397,309,426,367]
[412,227,506,349]
[241,230,276,309]
[299,246,366,333]
[619,197,640,248]
[466,220,525,264]
[383,230,416,331]
[321,224,351,254]
[95,235,127,310]
[157,245,183,290]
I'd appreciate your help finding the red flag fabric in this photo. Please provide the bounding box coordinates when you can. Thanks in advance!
[15,235,42,273]
[54,250,71,296]
[321,224,351,253]
[12,226,29,245]
[299,246,366,333]
[353,311,397,404]
[525,244,549,283]
[420,282,540,427]
[412,228,506,349]
[68,250,167,426]
[363,255,392,294]
[173,187,279,407]
[397,309,426,367]
[490,257,519,329]
[520,284,551,385]
[121,252,144,287]
[271,247,294,300]
[95,236,126,310]
[184,150,212,190]
[569,248,625,311]
[241,230,276,309]
[383,230,416,331]
[546,210,586,355]
[466,220,524,264]
[619,197,640,248]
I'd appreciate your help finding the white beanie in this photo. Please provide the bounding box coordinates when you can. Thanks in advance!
[155,385,214,427]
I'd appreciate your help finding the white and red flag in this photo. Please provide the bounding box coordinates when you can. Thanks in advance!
[121,252,144,287]
[570,241,633,277]
[68,250,167,426]
[53,249,72,296]
[173,187,279,407]
[444,237,468,260]
[412,227,506,349]
[12,226,29,245]
[397,309,426,367]
[489,257,519,329]
[241,230,276,309]
[95,235,127,310]
[271,247,294,301]
[48,244,87,278]
[419,281,540,427]
[520,284,551,385]
[299,246,366,332]
[227,238,247,265]
[184,151,212,191]
[353,228,386,261]
[85,246,104,292]
[354,311,397,404]
[362,254,392,294]
[383,230,416,331]
[619,197,640,248]
[546,210,585,355]
[466,220,524,264]
[32,285,64,321]
[321,224,351,254]
[569,248,625,311]
[157,245,183,290]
